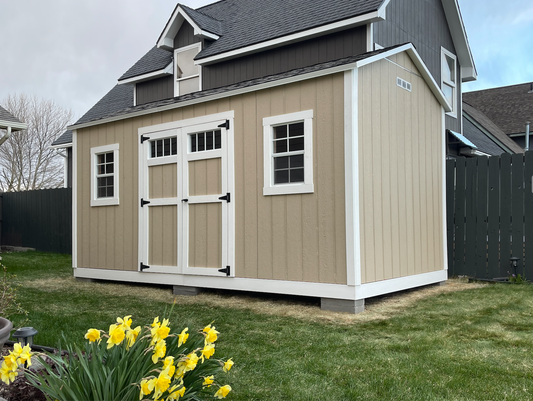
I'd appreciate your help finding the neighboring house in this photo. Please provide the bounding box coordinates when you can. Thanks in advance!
[67,0,475,313]
[445,102,524,158]
[0,105,27,146]
[463,82,533,149]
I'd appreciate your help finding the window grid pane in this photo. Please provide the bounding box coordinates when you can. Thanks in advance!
[190,130,222,153]
[149,138,178,158]
[96,153,115,199]
[272,121,305,185]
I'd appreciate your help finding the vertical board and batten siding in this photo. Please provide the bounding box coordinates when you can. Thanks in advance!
[174,21,202,49]
[202,26,367,90]
[77,74,347,285]
[136,76,174,106]
[358,52,444,284]
[373,0,461,134]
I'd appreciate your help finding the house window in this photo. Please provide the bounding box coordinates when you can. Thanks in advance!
[174,43,201,97]
[91,143,119,206]
[441,47,457,117]
[190,130,221,153]
[150,137,177,158]
[263,110,314,196]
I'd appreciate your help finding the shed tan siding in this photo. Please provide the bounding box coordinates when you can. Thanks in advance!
[358,53,444,284]
[77,74,347,285]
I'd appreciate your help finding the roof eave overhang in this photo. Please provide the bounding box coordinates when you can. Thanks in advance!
[195,10,385,66]
[157,5,219,51]
[118,62,173,85]
[441,0,477,82]
[69,44,451,131]
[50,142,73,149]
[0,120,27,131]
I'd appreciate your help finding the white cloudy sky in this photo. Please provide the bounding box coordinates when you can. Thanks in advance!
[0,0,531,121]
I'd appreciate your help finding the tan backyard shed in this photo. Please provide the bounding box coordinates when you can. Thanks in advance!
[71,44,450,313]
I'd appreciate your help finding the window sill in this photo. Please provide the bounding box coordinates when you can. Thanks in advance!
[91,197,119,207]
[263,183,314,196]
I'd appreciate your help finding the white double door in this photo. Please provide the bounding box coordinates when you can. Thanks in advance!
[138,114,234,277]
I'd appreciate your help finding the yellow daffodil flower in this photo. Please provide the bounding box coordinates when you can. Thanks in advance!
[116,315,132,330]
[107,324,126,349]
[2,355,17,371]
[151,316,160,327]
[152,339,166,364]
[200,343,215,362]
[167,384,186,400]
[184,352,198,372]
[203,324,219,344]
[175,363,186,379]
[202,375,214,388]
[85,328,101,343]
[17,345,32,367]
[0,364,18,385]
[125,326,141,350]
[139,378,155,400]
[153,369,172,400]
[11,343,23,357]
[151,318,170,345]
[223,358,234,373]
[163,356,174,369]
[214,385,232,399]
[177,328,189,347]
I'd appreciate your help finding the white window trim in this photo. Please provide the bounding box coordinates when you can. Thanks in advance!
[441,47,457,118]
[174,42,202,97]
[263,110,314,196]
[90,143,119,207]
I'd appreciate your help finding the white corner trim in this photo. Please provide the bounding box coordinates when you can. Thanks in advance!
[344,69,361,287]
[366,24,373,52]
[72,130,78,269]
[195,10,384,66]
[355,270,448,300]
[73,267,357,300]
[118,63,173,85]
[442,108,448,271]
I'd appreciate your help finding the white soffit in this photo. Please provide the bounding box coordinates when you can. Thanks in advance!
[441,0,477,82]
[157,5,219,51]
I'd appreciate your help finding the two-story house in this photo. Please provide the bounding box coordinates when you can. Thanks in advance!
[61,0,476,313]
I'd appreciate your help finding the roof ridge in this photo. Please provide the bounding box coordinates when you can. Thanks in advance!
[181,3,224,23]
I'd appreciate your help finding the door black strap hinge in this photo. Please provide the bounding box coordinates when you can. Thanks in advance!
[218,266,230,276]
[141,198,150,207]
[140,262,150,271]
[218,192,230,203]
[217,120,230,130]
[140,135,150,144]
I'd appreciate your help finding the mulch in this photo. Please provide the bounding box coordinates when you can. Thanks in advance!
[0,345,47,401]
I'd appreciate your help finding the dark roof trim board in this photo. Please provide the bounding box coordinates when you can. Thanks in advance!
[69,43,449,131]
[157,4,221,51]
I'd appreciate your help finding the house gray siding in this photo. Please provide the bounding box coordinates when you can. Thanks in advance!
[174,21,202,49]
[136,76,174,105]
[374,0,461,133]
[202,25,367,90]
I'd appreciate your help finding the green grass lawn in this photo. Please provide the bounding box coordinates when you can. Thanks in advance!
[4,251,533,400]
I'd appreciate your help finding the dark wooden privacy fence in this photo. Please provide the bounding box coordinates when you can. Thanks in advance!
[0,188,72,254]
[447,152,533,279]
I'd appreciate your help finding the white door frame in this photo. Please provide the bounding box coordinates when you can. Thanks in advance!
[138,111,235,276]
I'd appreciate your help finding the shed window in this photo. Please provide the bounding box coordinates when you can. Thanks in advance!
[150,137,177,158]
[91,143,119,206]
[190,130,222,153]
[175,43,201,97]
[441,47,457,117]
[263,110,314,195]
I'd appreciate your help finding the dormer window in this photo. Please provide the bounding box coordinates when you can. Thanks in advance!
[175,43,202,97]
[441,47,457,117]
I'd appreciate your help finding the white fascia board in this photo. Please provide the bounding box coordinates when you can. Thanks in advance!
[157,5,219,51]
[355,43,452,112]
[377,0,392,19]
[195,10,384,66]
[441,0,477,82]
[0,120,27,131]
[118,63,173,85]
[49,143,72,149]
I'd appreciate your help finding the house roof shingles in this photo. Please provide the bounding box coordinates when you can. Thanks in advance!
[181,4,225,36]
[194,0,384,60]
[462,102,524,154]
[119,46,173,81]
[71,45,404,129]
[463,82,533,136]
[0,105,23,125]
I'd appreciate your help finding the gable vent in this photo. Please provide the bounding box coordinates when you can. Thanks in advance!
[397,77,412,92]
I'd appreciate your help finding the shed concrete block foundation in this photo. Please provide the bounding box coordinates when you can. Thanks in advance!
[173,286,201,296]
[321,298,365,314]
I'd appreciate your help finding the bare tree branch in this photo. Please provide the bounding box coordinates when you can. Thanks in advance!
[0,94,73,191]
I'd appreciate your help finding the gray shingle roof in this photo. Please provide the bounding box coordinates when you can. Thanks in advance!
[119,46,172,81]
[0,105,23,125]
[71,44,402,128]
[51,130,73,147]
[195,0,384,59]
[462,102,523,154]
[181,4,224,36]
[463,82,533,136]
[76,84,134,125]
